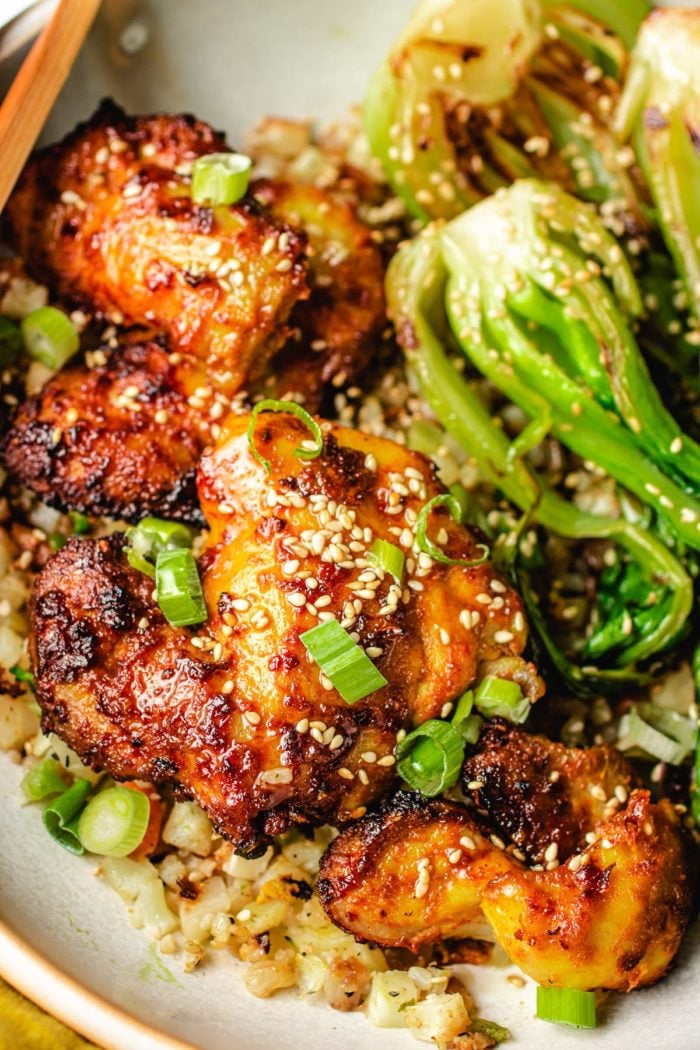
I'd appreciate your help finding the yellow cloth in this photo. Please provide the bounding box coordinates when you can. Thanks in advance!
[0,977,98,1050]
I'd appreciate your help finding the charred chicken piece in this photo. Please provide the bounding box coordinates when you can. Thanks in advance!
[319,728,694,991]
[2,104,386,522]
[2,336,204,523]
[252,179,386,406]
[461,718,638,865]
[30,412,530,852]
[4,100,307,395]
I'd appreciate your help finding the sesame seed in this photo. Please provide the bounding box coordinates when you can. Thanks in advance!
[338,768,354,780]
[310,728,324,743]
[494,630,514,644]
[244,711,261,726]
[466,780,484,791]
[490,835,506,850]
[287,592,307,608]
[231,598,250,612]
[448,848,462,864]
[439,628,450,645]
[475,593,492,605]
[544,842,559,862]
[440,702,453,719]
[459,834,476,851]
[670,436,683,454]
[590,785,607,801]
[258,768,292,786]
[614,785,628,804]
[377,755,396,767]
[222,680,234,695]
[295,719,309,733]
[329,734,344,751]
[358,769,369,786]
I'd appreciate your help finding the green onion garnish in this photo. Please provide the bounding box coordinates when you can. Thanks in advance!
[42,778,92,855]
[368,539,405,582]
[10,665,35,688]
[536,987,597,1029]
[450,690,484,743]
[69,510,91,535]
[21,758,66,802]
[0,316,22,366]
[622,703,697,766]
[416,494,489,568]
[49,532,66,551]
[77,786,150,857]
[247,399,323,475]
[126,516,195,578]
[469,1018,511,1044]
[155,548,207,627]
[474,676,530,724]
[300,619,388,704]
[191,152,252,206]
[396,719,465,796]
[21,306,79,370]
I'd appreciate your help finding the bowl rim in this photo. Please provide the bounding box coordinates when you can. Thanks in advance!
[0,917,195,1050]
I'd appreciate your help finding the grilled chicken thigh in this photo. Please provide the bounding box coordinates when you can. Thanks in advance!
[319,723,694,991]
[2,103,386,522]
[30,412,534,852]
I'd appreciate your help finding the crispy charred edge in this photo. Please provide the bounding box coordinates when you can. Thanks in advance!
[3,97,229,262]
[461,718,639,864]
[317,791,463,930]
[1,338,204,524]
[29,532,152,691]
[481,789,696,990]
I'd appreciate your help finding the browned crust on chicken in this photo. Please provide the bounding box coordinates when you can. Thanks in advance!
[4,100,307,396]
[318,728,695,990]
[317,792,511,948]
[30,413,530,851]
[2,337,203,523]
[252,180,386,406]
[462,719,638,865]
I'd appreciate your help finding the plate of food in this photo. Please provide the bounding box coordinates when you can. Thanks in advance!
[0,1,698,1048]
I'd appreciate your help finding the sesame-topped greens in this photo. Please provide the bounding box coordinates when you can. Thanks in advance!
[617,8,700,328]
[363,0,649,224]
[387,210,694,692]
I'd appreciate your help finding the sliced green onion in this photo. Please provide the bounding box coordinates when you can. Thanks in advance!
[451,690,474,726]
[450,690,484,743]
[536,987,597,1029]
[396,719,465,796]
[469,1018,510,1044]
[457,713,484,744]
[21,758,66,802]
[69,510,91,535]
[416,494,489,568]
[0,316,22,366]
[447,483,470,523]
[77,786,150,857]
[126,516,194,578]
[368,539,405,582]
[247,399,323,475]
[21,306,79,369]
[42,778,92,854]
[191,152,252,206]
[622,704,697,765]
[49,532,66,551]
[10,665,35,689]
[300,619,387,704]
[474,676,530,724]
[155,549,207,627]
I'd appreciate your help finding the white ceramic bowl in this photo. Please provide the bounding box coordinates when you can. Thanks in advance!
[0,2,697,1048]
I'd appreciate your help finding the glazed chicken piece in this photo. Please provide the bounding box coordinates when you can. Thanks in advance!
[319,725,694,991]
[30,412,532,852]
[2,336,205,523]
[4,100,307,395]
[252,179,386,406]
[2,103,386,522]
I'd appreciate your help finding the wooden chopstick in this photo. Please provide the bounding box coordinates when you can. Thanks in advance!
[0,0,102,213]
